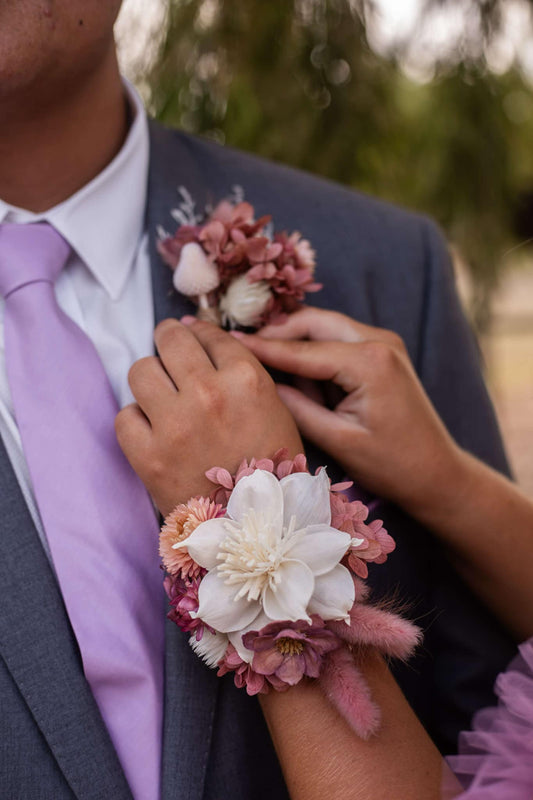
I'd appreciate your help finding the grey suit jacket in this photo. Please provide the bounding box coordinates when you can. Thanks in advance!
[0,121,515,799]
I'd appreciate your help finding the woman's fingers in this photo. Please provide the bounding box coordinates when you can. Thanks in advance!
[257,306,402,348]
[235,335,367,392]
[276,384,362,457]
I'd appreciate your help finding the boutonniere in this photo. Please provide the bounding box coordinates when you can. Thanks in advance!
[157,187,322,330]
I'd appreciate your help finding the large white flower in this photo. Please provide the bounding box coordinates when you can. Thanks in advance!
[176,469,354,634]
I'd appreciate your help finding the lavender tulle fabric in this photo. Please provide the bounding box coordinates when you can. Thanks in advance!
[447,637,533,799]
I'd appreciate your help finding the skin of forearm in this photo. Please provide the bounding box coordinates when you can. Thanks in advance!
[405,447,533,641]
[259,649,451,800]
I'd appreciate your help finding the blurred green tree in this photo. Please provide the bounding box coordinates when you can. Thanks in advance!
[139,0,533,331]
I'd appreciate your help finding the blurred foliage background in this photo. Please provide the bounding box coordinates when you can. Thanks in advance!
[118,0,533,333]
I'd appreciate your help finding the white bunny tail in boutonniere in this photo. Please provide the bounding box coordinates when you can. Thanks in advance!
[157,187,322,330]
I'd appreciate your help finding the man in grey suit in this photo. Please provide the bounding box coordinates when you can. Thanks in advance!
[0,3,515,799]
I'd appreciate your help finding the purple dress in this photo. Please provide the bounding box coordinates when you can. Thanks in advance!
[447,638,533,799]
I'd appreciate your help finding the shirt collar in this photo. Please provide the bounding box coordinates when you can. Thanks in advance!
[0,79,149,301]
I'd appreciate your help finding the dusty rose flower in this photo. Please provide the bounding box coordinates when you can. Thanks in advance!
[164,574,211,641]
[205,450,310,504]
[272,449,309,479]
[346,519,396,579]
[157,225,201,268]
[330,491,395,578]
[217,643,270,695]
[160,497,222,578]
[198,219,228,260]
[211,200,257,229]
[330,492,369,532]
[217,643,289,695]
[242,616,340,686]
[290,232,316,271]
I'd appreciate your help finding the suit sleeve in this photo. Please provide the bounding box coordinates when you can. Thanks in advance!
[415,219,510,475]
[410,218,516,751]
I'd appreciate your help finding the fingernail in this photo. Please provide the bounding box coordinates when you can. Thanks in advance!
[180,315,196,325]
[229,330,246,339]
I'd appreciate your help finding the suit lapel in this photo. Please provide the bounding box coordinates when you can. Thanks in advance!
[146,121,203,325]
[147,121,219,800]
[0,437,132,800]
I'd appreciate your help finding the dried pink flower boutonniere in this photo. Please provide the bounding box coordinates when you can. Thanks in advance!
[157,187,322,329]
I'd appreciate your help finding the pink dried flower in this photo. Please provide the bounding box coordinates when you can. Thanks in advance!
[198,220,228,260]
[328,602,422,661]
[346,519,396,579]
[164,573,211,641]
[252,230,321,324]
[160,497,222,578]
[211,200,259,229]
[157,225,201,268]
[319,645,381,740]
[205,450,310,504]
[242,617,341,686]
[217,643,279,696]
[330,492,370,532]
[290,232,316,271]
[272,449,309,479]
[330,492,395,579]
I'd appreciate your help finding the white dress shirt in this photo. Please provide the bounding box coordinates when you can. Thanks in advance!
[0,82,156,558]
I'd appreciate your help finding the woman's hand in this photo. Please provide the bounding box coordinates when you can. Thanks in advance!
[115,318,302,516]
[234,306,465,518]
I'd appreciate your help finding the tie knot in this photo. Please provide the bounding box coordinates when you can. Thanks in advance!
[0,222,70,299]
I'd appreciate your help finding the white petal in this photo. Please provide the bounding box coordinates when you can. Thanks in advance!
[189,630,229,668]
[227,470,283,532]
[280,468,331,531]
[195,571,260,633]
[228,610,270,663]
[308,564,355,621]
[262,559,314,622]
[286,524,351,576]
[180,517,229,570]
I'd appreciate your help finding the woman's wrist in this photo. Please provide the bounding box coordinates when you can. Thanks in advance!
[400,442,476,534]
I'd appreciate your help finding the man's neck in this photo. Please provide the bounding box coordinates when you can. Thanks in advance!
[0,48,129,213]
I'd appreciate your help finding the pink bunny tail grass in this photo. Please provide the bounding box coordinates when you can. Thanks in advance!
[319,646,380,739]
[352,575,371,603]
[328,604,422,661]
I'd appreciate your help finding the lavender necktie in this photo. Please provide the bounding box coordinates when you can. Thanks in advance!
[0,223,164,800]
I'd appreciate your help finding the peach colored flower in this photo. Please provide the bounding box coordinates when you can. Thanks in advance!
[160,497,222,578]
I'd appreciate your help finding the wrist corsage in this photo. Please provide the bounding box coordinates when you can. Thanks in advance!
[160,450,421,739]
[157,187,321,330]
